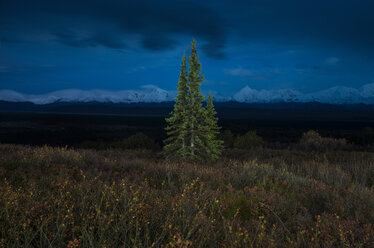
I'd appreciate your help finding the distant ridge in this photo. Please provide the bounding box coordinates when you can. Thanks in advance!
[0,85,174,104]
[233,84,374,104]
[1,83,374,105]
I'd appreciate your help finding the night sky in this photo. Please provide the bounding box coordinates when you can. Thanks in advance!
[1,0,374,95]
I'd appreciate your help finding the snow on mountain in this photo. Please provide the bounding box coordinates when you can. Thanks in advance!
[139,85,174,102]
[304,84,374,104]
[2,83,374,104]
[0,86,176,104]
[303,86,362,104]
[0,90,27,102]
[233,86,302,103]
[360,83,374,103]
[233,84,374,104]
[207,91,232,102]
[233,86,259,102]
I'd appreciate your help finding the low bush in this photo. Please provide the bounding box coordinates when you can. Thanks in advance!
[114,132,160,150]
[1,144,373,247]
[299,130,348,151]
[80,133,160,151]
[233,130,265,149]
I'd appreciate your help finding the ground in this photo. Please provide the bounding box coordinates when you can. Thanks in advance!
[0,144,373,247]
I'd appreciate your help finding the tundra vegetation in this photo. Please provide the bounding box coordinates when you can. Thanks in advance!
[0,130,374,247]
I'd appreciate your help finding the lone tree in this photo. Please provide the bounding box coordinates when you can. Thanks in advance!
[164,40,223,161]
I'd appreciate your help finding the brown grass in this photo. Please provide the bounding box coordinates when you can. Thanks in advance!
[0,144,373,247]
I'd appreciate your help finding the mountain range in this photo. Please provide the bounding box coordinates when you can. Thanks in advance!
[1,83,374,105]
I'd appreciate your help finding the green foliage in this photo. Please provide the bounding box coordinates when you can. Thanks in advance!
[184,39,208,160]
[222,195,260,221]
[164,40,223,161]
[299,130,348,151]
[202,92,224,160]
[164,53,189,158]
[234,130,265,149]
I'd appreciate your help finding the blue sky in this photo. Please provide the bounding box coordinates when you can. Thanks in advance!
[1,0,374,95]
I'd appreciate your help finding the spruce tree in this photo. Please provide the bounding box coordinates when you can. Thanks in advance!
[163,53,189,158]
[164,39,223,161]
[204,92,224,160]
[185,39,206,159]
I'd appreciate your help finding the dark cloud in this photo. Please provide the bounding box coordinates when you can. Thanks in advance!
[53,31,89,48]
[1,0,227,58]
[53,29,128,49]
[2,0,374,95]
[221,0,374,53]
[2,0,374,57]
[141,35,178,51]
[0,36,21,44]
[202,42,226,59]
[87,33,127,49]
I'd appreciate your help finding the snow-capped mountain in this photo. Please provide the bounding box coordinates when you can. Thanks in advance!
[0,90,26,102]
[0,85,175,104]
[233,83,374,104]
[303,86,362,104]
[233,86,302,103]
[360,83,374,102]
[1,83,374,104]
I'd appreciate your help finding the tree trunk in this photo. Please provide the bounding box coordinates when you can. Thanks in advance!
[191,122,194,156]
[191,135,194,155]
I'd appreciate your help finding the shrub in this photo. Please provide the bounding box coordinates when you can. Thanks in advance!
[299,130,348,151]
[362,126,374,135]
[1,144,374,247]
[233,130,265,149]
[114,132,160,150]
[300,130,323,144]
[80,133,160,150]
[79,140,112,150]
[359,126,374,145]
[219,130,235,148]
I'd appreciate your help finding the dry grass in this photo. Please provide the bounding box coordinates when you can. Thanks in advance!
[0,144,373,247]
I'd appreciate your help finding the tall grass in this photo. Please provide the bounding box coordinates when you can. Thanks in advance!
[0,144,373,247]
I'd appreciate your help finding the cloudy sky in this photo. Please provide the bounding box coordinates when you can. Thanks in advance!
[1,0,374,95]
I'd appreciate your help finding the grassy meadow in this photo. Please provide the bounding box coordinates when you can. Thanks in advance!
[0,142,373,247]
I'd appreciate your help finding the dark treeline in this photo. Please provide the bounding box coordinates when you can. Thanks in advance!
[1,110,374,148]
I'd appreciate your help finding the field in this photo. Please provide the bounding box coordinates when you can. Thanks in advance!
[1,144,374,247]
[1,105,374,247]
